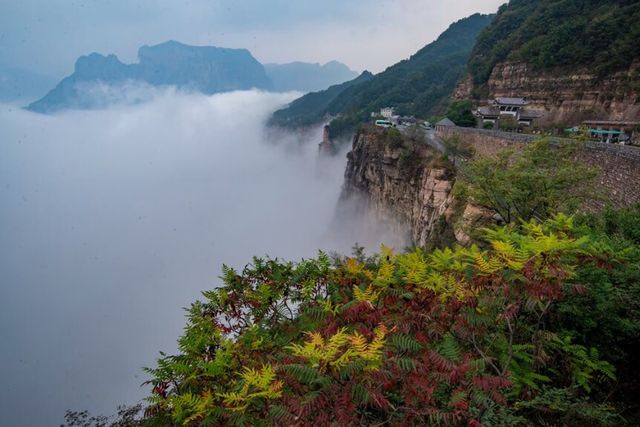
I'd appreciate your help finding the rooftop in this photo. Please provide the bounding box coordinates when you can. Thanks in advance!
[519,109,544,119]
[436,118,456,127]
[494,97,528,106]
[477,106,500,117]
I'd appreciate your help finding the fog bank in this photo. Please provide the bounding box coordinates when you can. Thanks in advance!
[0,89,401,425]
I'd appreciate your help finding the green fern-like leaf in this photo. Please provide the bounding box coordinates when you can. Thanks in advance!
[397,357,417,372]
[283,364,327,385]
[390,334,422,353]
[352,383,371,405]
[438,333,461,363]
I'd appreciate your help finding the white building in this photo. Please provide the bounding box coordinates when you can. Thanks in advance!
[380,107,395,119]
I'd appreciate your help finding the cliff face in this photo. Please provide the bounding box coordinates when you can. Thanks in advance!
[457,61,640,125]
[318,125,338,156]
[340,127,456,247]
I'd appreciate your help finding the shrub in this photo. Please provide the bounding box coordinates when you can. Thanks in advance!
[142,216,624,426]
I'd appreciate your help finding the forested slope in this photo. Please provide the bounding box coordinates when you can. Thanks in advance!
[271,14,494,138]
[467,0,640,86]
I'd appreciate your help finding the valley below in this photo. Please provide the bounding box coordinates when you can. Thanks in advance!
[0,90,397,426]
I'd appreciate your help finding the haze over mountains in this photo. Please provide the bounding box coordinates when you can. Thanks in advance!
[272,0,640,140]
[270,13,494,138]
[24,41,358,113]
[0,64,57,103]
[264,61,358,93]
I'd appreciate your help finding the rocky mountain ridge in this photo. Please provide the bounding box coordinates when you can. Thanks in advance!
[26,41,357,113]
[270,13,494,139]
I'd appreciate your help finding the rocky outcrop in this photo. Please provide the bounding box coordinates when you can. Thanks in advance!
[318,125,337,156]
[457,61,640,125]
[453,204,495,247]
[340,126,456,247]
[453,75,474,101]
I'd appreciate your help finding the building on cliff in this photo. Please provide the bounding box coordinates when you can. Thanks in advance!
[475,97,543,127]
[380,107,396,118]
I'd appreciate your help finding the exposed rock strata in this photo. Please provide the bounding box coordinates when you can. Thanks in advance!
[456,61,640,125]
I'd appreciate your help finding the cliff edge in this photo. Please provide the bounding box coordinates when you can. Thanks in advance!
[338,126,460,248]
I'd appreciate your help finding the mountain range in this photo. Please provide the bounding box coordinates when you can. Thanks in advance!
[271,0,640,138]
[24,41,357,113]
[269,14,494,139]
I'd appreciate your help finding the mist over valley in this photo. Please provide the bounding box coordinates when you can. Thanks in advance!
[0,88,396,425]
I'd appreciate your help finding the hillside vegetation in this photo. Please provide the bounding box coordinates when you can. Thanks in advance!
[131,141,640,426]
[270,14,494,139]
[269,71,373,128]
[138,211,639,426]
[467,0,640,85]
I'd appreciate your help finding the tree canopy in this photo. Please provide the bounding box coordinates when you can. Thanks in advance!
[467,0,640,86]
[445,100,477,128]
[459,139,598,224]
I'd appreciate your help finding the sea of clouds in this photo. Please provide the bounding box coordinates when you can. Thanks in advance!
[0,88,403,425]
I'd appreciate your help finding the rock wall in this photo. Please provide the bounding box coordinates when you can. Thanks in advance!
[341,126,456,247]
[456,61,640,125]
[318,125,337,156]
[437,126,640,209]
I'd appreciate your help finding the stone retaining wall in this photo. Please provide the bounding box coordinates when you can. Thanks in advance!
[436,126,640,209]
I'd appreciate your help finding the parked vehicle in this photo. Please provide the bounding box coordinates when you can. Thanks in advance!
[375,119,393,128]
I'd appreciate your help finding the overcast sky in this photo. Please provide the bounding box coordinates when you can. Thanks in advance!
[1,0,505,79]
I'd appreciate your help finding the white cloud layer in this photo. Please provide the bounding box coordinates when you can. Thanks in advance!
[0,89,401,425]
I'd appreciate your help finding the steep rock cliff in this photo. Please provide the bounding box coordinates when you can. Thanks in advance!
[457,61,640,125]
[340,126,456,247]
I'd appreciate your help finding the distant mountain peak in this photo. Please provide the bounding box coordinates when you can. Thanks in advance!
[74,53,127,76]
[27,41,272,113]
[24,41,362,113]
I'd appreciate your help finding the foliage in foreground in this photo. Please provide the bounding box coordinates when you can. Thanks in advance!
[138,214,631,426]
